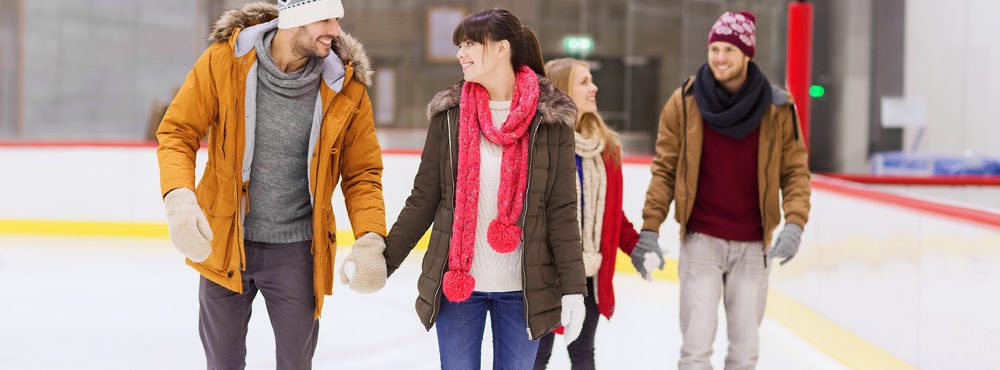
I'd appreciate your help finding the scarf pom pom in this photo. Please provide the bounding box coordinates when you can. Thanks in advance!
[442,270,476,302]
[487,220,522,253]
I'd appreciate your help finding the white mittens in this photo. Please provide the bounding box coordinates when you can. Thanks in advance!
[339,233,388,293]
[163,188,213,262]
[560,294,586,345]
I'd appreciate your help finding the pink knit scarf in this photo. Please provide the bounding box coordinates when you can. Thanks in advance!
[443,65,540,302]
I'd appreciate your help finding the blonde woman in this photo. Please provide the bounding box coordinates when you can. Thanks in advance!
[533,58,664,370]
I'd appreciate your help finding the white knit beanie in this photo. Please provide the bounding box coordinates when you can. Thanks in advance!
[277,0,345,29]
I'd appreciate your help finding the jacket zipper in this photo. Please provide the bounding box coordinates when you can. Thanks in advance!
[430,109,456,326]
[761,113,775,269]
[520,117,541,340]
[680,87,690,231]
[238,182,247,274]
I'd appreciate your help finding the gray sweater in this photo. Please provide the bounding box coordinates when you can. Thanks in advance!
[243,30,321,243]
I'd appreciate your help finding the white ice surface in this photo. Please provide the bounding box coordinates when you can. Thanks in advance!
[0,236,845,370]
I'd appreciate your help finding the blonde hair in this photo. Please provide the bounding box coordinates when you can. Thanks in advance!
[544,58,622,164]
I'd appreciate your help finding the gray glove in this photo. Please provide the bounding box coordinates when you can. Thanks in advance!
[630,231,665,280]
[768,224,803,265]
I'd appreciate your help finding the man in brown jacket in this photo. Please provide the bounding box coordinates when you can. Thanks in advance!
[156,1,386,368]
[639,10,811,370]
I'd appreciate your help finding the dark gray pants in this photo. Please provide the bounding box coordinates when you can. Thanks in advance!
[199,240,318,370]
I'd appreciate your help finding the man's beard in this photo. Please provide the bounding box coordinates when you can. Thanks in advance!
[713,62,745,85]
[294,35,332,59]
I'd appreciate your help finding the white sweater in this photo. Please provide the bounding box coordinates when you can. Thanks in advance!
[470,100,523,292]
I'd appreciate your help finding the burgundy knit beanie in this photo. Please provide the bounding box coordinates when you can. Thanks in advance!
[708,10,757,58]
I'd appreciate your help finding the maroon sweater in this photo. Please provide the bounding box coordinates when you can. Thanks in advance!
[686,125,763,242]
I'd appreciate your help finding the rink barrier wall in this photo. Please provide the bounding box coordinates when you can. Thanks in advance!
[7,144,1000,369]
[822,173,1000,186]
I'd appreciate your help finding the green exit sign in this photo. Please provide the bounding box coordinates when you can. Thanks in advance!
[562,34,594,58]
[809,84,826,98]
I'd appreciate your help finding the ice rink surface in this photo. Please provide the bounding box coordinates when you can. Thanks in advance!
[0,235,845,369]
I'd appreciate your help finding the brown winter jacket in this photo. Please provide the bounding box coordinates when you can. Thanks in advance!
[383,78,587,340]
[642,77,811,248]
[156,3,385,318]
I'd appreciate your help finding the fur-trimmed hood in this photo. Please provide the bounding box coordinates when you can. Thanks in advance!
[426,77,577,127]
[207,2,372,87]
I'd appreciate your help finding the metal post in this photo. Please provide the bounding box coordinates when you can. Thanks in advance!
[623,0,634,131]
[681,0,689,77]
[16,0,24,138]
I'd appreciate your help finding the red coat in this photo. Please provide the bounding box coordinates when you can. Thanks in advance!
[556,151,641,334]
[596,151,641,319]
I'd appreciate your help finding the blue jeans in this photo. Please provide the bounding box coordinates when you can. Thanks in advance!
[436,291,539,370]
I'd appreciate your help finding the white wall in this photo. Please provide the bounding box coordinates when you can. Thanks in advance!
[0,146,684,249]
[904,0,1000,157]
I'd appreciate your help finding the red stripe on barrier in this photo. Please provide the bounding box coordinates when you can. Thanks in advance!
[0,142,423,153]
[381,148,424,156]
[822,173,1000,186]
[0,140,160,148]
[812,176,1000,229]
[0,143,661,166]
[621,155,652,165]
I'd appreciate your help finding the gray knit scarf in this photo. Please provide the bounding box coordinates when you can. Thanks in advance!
[255,30,323,98]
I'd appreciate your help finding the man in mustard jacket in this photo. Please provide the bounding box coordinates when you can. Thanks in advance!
[639,10,812,370]
[155,1,387,368]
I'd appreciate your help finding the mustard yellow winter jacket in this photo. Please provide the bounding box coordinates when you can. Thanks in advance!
[156,3,385,317]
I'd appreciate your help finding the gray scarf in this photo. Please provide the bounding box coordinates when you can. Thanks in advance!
[693,61,772,139]
[255,30,322,98]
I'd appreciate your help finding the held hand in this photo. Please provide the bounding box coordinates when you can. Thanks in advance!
[630,231,665,281]
[339,233,388,293]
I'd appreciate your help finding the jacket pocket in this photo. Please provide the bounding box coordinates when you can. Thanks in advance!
[200,213,234,274]
[323,207,336,247]
[195,170,218,213]
[214,177,238,217]
[217,104,232,158]
[195,168,235,216]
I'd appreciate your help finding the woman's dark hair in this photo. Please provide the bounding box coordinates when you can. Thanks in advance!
[452,8,546,77]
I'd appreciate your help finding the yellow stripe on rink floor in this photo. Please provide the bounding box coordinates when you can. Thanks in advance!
[766,291,914,370]
[0,219,169,238]
[0,220,432,249]
[0,219,913,369]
